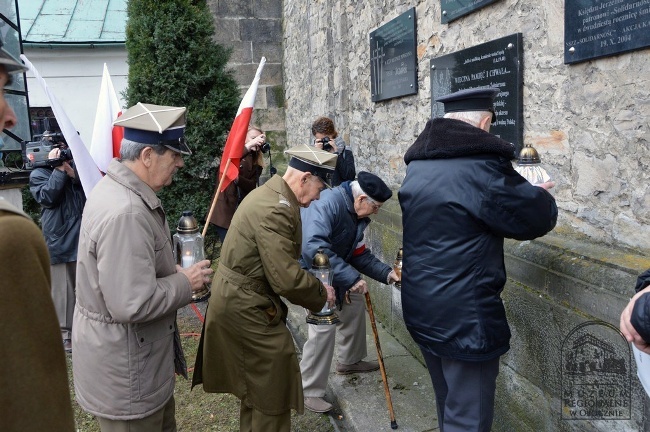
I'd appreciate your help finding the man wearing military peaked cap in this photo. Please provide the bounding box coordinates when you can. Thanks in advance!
[193,142,337,431]
[0,38,27,73]
[399,86,557,430]
[114,102,192,154]
[73,101,213,430]
[285,143,337,188]
[436,87,500,122]
[1,34,76,432]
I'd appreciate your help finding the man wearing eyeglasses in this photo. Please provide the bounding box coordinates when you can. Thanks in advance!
[298,171,400,413]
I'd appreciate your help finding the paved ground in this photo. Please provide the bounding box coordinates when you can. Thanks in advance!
[184,294,439,431]
[287,302,439,432]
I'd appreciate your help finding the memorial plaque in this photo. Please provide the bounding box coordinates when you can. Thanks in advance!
[565,0,650,64]
[441,0,501,24]
[370,7,418,102]
[430,33,523,152]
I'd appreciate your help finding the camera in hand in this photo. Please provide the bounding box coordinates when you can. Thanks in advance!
[260,141,271,154]
[320,137,334,152]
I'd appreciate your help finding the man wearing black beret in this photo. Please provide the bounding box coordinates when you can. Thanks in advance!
[399,87,557,431]
[298,171,400,413]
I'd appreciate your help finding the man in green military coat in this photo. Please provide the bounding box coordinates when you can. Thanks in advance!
[193,144,337,431]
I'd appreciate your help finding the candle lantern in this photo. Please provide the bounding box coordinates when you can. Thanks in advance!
[306,248,340,325]
[393,247,403,288]
[172,210,210,302]
[514,143,551,186]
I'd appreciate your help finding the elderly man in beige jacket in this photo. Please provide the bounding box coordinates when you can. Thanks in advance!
[72,103,213,431]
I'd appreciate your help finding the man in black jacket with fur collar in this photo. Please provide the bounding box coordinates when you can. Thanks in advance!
[398,88,557,432]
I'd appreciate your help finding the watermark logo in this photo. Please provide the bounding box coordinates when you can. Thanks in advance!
[561,321,631,420]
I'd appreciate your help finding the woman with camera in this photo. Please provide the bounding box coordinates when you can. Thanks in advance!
[209,125,266,243]
[312,116,356,187]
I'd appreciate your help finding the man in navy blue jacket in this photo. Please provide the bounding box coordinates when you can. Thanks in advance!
[299,171,399,413]
[29,139,85,353]
[399,88,557,432]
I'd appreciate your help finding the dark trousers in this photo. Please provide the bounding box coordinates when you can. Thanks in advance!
[419,346,500,432]
[215,225,228,244]
[239,400,290,432]
[97,396,176,432]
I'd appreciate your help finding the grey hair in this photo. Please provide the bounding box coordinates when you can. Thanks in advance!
[119,138,167,161]
[444,111,492,128]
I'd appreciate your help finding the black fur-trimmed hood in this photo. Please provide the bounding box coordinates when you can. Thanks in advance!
[404,117,516,164]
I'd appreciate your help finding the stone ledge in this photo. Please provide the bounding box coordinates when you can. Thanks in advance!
[505,232,650,325]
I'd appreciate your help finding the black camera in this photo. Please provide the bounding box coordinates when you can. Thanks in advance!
[320,137,334,152]
[33,146,72,169]
[260,142,271,154]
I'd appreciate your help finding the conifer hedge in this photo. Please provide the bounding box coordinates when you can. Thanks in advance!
[125,0,240,242]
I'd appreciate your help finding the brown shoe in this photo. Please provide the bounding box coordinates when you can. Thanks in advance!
[304,397,333,413]
[63,339,72,354]
[336,360,379,375]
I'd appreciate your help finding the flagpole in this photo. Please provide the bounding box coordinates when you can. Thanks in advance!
[202,159,232,238]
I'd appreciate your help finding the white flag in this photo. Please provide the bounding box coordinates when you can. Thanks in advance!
[90,63,123,173]
[21,54,103,196]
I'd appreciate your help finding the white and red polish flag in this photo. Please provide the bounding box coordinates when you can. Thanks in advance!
[20,55,102,196]
[218,57,266,192]
[90,63,123,173]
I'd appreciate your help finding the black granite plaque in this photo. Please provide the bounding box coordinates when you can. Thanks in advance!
[370,8,418,102]
[430,33,523,152]
[441,0,501,24]
[565,0,650,64]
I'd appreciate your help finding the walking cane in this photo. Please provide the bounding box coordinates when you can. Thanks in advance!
[364,292,398,429]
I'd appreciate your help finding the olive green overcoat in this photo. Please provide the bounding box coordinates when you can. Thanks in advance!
[0,199,75,431]
[193,175,327,415]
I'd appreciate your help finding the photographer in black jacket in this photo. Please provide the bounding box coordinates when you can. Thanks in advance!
[312,116,355,187]
[29,138,85,353]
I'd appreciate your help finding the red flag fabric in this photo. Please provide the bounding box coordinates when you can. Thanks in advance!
[219,57,266,192]
[90,63,123,173]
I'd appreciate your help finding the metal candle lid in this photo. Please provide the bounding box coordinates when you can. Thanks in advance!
[312,248,331,269]
[176,210,199,234]
[517,143,541,165]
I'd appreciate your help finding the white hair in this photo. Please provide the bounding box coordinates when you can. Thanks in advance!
[444,111,492,128]
[350,180,379,204]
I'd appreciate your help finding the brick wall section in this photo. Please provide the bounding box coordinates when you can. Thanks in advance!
[208,0,286,180]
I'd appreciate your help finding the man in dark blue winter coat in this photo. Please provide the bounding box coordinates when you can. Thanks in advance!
[398,87,558,432]
[299,171,400,413]
[29,141,85,353]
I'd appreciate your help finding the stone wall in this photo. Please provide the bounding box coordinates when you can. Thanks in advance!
[208,0,286,177]
[282,0,650,252]
[282,0,650,430]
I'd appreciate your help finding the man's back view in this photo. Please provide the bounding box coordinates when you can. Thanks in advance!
[398,87,557,431]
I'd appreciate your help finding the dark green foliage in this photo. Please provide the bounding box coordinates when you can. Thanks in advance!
[21,184,41,225]
[125,0,240,239]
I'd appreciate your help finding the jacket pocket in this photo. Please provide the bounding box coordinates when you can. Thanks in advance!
[134,318,175,399]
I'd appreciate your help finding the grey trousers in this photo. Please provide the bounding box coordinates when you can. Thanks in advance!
[419,346,500,432]
[97,396,176,432]
[50,262,76,340]
[300,291,367,397]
